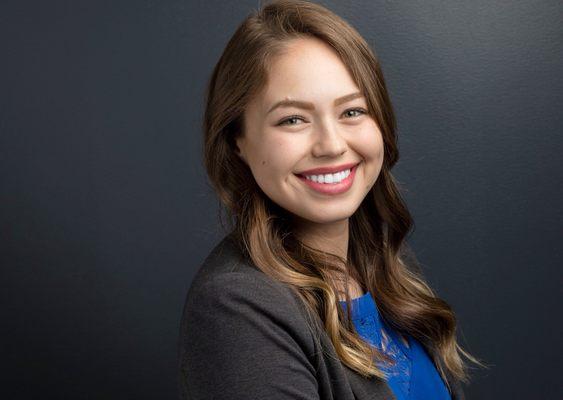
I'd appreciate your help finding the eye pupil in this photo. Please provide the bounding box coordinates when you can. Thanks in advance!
[281,117,300,125]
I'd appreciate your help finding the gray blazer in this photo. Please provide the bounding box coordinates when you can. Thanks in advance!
[178,232,465,399]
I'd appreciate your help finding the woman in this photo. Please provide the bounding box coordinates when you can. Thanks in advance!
[179,1,482,399]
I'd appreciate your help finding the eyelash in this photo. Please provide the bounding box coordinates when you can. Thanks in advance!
[277,108,367,126]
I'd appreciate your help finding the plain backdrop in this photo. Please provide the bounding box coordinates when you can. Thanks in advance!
[1,0,561,399]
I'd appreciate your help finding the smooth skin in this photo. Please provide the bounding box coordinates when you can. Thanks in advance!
[236,37,385,298]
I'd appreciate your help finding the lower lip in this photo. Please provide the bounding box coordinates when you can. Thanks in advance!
[295,163,359,195]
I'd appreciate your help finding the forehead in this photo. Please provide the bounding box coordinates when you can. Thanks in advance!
[258,37,360,108]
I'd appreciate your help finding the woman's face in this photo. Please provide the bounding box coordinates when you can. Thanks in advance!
[236,37,384,228]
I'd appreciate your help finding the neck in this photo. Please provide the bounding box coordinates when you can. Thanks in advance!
[293,217,365,301]
[293,217,349,261]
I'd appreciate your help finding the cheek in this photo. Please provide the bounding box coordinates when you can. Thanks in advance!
[357,124,384,159]
[250,136,302,179]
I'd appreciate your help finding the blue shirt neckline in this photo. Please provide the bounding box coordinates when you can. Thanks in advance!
[337,290,452,400]
[338,291,408,351]
[338,290,380,321]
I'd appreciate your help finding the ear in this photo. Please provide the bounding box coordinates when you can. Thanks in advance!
[234,136,247,164]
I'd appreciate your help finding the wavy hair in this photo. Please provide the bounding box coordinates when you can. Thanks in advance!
[201,0,484,392]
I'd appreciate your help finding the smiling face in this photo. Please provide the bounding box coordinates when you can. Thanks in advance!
[236,36,384,236]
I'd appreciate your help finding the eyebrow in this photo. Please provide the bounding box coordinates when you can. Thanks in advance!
[267,92,364,114]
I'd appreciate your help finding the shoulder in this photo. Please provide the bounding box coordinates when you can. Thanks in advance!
[183,232,311,327]
[179,231,317,352]
[178,233,320,399]
[186,231,276,292]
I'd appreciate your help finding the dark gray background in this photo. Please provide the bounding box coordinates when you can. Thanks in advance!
[1,0,561,399]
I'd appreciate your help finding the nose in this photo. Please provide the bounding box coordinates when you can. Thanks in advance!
[311,119,347,158]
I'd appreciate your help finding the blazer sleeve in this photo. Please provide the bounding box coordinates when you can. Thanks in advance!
[178,272,320,400]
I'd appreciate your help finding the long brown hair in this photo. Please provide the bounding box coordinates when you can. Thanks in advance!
[202,0,484,392]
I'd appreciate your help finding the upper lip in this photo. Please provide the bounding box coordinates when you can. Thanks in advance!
[295,162,360,176]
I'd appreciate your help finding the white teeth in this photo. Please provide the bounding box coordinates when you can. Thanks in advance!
[305,168,351,184]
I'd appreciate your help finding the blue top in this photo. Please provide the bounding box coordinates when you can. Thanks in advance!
[339,291,451,400]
